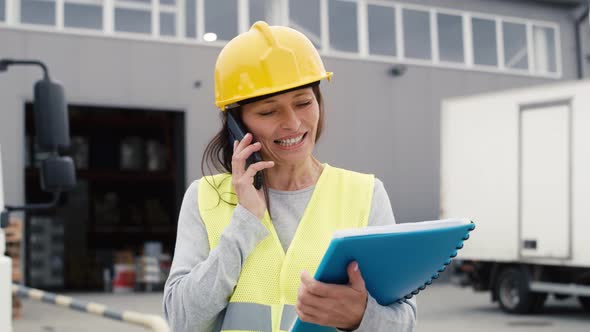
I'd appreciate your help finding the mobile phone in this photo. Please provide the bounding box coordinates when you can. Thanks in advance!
[227,112,263,190]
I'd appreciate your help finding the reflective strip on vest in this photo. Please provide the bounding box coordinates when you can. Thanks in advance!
[220,303,297,332]
[280,305,297,331]
[221,302,272,331]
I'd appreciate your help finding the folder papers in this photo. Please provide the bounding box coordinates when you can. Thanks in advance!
[290,218,475,332]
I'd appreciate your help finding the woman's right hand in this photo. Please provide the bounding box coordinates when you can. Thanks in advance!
[231,133,275,219]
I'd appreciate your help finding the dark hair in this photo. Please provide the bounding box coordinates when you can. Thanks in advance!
[200,84,325,209]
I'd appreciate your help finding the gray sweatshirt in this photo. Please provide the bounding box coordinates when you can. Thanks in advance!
[163,177,417,332]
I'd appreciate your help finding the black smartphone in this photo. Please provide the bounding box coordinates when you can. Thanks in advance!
[227,112,263,190]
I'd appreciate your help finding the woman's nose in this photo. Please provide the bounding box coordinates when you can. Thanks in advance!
[281,108,301,130]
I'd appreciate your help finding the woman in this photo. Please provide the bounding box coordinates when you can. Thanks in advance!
[163,21,417,332]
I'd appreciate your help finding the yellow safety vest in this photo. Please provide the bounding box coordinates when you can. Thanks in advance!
[198,164,374,332]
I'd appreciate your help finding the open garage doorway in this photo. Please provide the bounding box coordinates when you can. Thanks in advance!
[24,104,185,291]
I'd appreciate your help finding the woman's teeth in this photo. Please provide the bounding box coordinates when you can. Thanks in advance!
[276,134,304,146]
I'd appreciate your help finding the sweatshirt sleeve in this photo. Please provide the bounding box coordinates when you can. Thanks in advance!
[162,179,269,332]
[348,178,417,332]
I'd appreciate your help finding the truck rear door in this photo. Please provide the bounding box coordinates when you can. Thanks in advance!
[519,100,571,259]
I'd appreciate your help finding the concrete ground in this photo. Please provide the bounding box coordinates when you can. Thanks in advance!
[12,284,589,332]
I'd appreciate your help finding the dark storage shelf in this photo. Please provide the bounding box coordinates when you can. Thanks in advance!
[24,104,185,291]
[27,168,175,182]
[93,227,174,234]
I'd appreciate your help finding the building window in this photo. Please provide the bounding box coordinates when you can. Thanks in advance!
[158,0,178,37]
[185,0,196,38]
[5,0,563,78]
[289,0,321,49]
[502,21,528,70]
[1,0,6,22]
[471,17,497,67]
[64,3,102,30]
[367,3,396,57]
[249,0,274,26]
[115,7,151,34]
[204,0,237,42]
[437,12,464,63]
[329,0,358,53]
[21,0,56,26]
[403,8,431,60]
[160,12,176,36]
[533,25,557,74]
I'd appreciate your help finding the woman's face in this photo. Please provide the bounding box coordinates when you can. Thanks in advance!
[241,87,320,165]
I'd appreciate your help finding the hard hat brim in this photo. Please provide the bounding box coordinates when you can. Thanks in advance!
[218,72,333,111]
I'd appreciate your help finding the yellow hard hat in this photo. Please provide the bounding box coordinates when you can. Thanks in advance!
[214,21,333,111]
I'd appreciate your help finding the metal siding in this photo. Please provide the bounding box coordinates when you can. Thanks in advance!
[0,0,583,224]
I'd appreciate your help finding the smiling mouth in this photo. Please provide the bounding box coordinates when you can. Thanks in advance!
[274,133,307,147]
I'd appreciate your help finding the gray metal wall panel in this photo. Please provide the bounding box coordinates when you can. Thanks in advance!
[0,30,29,208]
[0,0,585,223]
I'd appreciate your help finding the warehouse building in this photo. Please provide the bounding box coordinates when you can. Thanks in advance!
[0,0,588,291]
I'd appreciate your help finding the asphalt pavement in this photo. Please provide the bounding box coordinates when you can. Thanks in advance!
[12,283,589,332]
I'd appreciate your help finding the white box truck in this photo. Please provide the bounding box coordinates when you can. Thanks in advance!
[440,80,590,314]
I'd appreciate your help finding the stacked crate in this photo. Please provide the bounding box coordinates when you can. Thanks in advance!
[135,254,171,292]
[28,216,64,288]
[135,242,171,292]
[5,218,22,319]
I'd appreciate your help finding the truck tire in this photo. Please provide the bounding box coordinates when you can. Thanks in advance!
[495,268,540,314]
[579,297,590,312]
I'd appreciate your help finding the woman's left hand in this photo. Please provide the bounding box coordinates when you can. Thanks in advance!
[296,262,368,330]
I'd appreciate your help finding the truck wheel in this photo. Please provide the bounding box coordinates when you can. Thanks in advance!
[579,296,590,312]
[495,268,537,314]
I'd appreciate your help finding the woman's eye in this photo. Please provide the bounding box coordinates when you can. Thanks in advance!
[259,110,276,116]
[296,101,312,108]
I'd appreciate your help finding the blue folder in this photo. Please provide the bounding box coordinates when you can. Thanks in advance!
[290,218,475,332]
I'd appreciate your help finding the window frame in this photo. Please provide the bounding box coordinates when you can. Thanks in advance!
[434,7,466,66]
[1,0,563,79]
[468,12,499,70]
[325,0,360,55]
[500,16,531,74]
[62,0,104,31]
[365,0,397,59]
[398,3,433,64]
[530,21,561,75]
